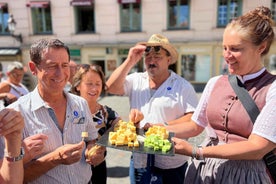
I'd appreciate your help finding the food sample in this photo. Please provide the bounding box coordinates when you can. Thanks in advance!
[145,125,169,139]
[144,126,172,152]
[88,145,101,157]
[108,120,139,147]
[81,131,88,141]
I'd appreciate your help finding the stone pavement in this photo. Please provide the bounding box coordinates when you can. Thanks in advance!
[98,94,205,184]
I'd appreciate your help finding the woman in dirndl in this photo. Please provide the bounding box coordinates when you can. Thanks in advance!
[172,6,276,184]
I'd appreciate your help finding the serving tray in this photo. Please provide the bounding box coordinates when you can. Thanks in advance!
[96,127,175,156]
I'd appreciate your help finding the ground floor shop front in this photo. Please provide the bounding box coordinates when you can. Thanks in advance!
[17,41,276,92]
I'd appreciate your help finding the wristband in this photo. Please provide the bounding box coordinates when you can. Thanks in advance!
[4,147,25,162]
[196,146,205,160]
[191,145,205,160]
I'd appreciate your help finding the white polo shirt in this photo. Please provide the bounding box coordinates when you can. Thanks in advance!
[124,71,198,169]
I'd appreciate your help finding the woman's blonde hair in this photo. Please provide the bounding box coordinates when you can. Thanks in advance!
[225,6,275,56]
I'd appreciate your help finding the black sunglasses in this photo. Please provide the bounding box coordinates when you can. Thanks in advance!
[145,46,162,53]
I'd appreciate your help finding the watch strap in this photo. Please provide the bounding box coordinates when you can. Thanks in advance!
[4,147,25,162]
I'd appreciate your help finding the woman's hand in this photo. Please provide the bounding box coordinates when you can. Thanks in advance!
[171,137,193,156]
[86,145,106,166]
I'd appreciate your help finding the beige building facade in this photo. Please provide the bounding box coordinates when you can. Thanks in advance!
[0,0,275,91]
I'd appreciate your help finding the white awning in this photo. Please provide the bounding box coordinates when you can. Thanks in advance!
[0,3,7,9]
[26,1,50,8]
[0,48,20,55]
[70,0,93,6]
[118,0,140,4]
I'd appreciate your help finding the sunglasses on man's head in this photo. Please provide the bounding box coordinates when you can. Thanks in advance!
[145,46,162,53]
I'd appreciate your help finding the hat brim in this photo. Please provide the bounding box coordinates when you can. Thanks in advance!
[137,42,178,64]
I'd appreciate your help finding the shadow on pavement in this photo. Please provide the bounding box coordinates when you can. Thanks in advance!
[107,166,129,178]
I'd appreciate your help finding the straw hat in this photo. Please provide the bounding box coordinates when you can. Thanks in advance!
[137,34,178,64]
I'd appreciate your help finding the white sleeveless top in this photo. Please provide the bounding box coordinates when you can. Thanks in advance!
[4,81,29,98]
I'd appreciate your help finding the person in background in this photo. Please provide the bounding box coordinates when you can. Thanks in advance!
[69,60,78,84]
[71,64,144,184]
[64,60,78,92]
[0,63,5,110]
[0,61,29,106]
[106,34,198,184]
[0,63,3,81]
[0,63,20,110]
[8,38,100,184]
[0,108,25,184]
[71,64,119,184]
[172,6,276,184]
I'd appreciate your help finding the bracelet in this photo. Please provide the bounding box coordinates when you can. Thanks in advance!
[196,146,205,160]
[4,147,25,162]
[191,145,205,160]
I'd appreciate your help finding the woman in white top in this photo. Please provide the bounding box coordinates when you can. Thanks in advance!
[0,62,29,106]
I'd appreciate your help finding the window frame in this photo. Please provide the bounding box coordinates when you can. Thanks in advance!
[271,0,276,22]
[119,2,142,32]
[74,5,95,34]
[167,0,190,30]
[217,0,242,28]
[180,54,211,82]
[31,6,53,35]
[0,5,9,35]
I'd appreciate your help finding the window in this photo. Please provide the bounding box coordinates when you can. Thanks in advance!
[217,0,242,27]
[181,55,196,81]
[120,3,141,32]
[272,0,276,22]
[0,3,9,34]
[70,0,95,33]
[90,59,105,75]
[29,2,52,34]
[181,54,210,82]
[168,0,190,30]
[75,6,95,33]
[269,55,276,74]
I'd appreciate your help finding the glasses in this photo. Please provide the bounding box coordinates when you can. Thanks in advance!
[78,64,90,70]
[145,46,171,57]
[145,46,162,54]
[78,64,103,72]
[11,71,24,78]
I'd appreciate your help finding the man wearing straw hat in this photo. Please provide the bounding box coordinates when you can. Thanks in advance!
[107,34,198,184]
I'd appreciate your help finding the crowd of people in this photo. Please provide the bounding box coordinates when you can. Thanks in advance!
[0,5,275,184]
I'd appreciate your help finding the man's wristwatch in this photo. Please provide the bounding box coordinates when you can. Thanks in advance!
[4,147,25,162]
